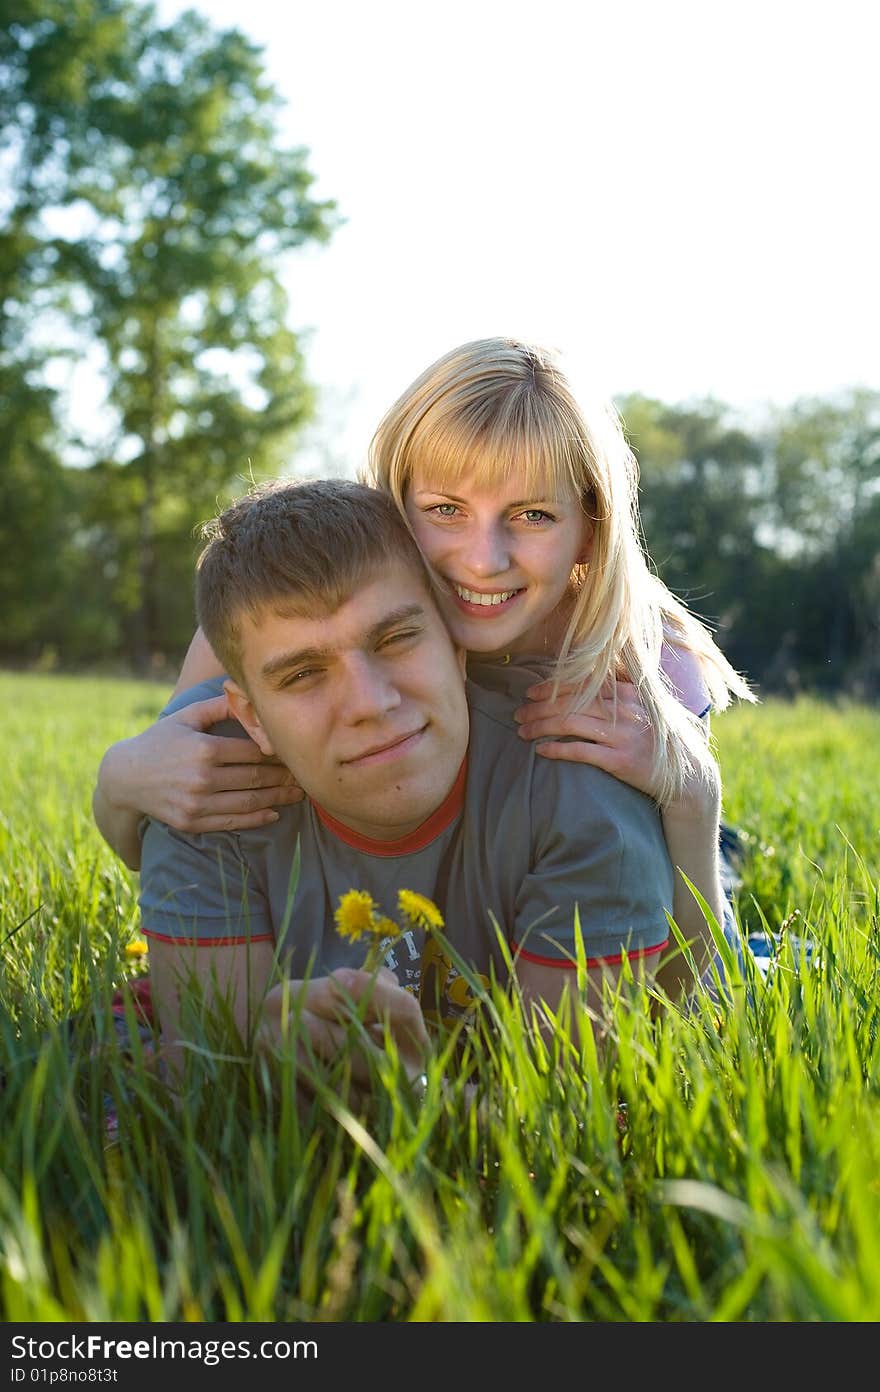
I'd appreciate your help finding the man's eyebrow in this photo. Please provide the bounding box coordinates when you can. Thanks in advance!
[364,603,427,646]
[261,645,331,680]
[259,604,427,680]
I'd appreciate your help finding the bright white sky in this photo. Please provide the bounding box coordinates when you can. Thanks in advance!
[156,0,878,475]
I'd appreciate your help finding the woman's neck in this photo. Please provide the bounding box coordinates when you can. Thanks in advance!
[471,585,577,665]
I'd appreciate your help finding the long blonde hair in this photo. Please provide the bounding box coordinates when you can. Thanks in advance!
[365,336,754,804]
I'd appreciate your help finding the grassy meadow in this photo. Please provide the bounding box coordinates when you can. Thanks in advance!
[1,671,879,1321]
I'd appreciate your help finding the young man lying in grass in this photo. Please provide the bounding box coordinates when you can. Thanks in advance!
[118,479,711,1096]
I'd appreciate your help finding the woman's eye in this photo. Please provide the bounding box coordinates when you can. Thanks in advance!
[519,509,554,524]
[430,503,459,517]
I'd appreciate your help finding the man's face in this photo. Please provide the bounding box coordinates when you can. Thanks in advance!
[226,560,469,841]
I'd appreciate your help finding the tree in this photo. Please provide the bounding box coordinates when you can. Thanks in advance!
[0,2,106,659]
[617,394,767,669]
[0,363,71,662]
[1,0,338,668]
[617,390,880,694]
[769,391,880,684]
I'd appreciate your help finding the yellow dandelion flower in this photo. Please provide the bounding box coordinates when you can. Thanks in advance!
[370,915,402,942]
[124,940,148,958]
[334,889,379,943]
[397,889,444,933]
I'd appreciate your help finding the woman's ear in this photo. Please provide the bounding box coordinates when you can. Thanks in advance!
[223,679,274,756]
[577,519,595,566]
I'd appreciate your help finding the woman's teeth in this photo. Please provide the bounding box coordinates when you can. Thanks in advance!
[454,585,519,606]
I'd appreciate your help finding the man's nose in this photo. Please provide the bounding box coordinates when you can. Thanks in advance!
[340,656,402,723]
[467,522,510,577]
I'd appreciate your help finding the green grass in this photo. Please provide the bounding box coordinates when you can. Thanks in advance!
[1,673,879,1321]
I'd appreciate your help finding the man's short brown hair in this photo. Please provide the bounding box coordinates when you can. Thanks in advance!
[196,478,432,685]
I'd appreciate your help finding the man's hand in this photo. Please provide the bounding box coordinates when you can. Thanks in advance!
[257,968,430,1105]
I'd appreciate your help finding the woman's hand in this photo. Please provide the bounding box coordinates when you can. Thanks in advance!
[514,678,663,800]
[98,691,304,834]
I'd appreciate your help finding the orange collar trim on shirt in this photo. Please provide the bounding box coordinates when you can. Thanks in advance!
[312,756,468,856]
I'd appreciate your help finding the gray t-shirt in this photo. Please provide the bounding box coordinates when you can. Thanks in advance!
[139,672,674,1016]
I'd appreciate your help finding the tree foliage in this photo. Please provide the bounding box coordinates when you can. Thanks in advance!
[1,0,337,667]
[619,388,880,697]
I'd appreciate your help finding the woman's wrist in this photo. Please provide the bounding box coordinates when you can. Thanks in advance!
[96,737,142,814]
[92,751,145,869]
[661,763,721,825]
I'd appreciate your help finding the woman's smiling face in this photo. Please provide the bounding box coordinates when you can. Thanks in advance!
[405,467,593,658]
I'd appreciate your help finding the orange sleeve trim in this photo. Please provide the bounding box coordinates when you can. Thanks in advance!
[514,937,669,969]
[142,929,274,947]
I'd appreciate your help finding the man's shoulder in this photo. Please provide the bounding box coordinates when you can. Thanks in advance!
[161,676,251,743]
[464,678,665,866]
[465,677,658,813]
[465,679,535,782]
[465,676,521,731]
[139,796,308,940]
[540,757,662,829]
[162,676,233,718]
[524,746,673,921]
[530,737,664,836]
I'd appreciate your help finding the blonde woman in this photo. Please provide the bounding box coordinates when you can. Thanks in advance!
[364,338,753,978]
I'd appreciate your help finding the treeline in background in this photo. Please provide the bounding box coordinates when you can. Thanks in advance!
[3,0,878,696]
